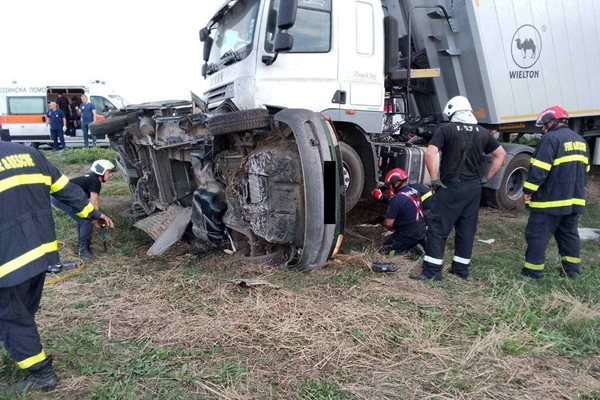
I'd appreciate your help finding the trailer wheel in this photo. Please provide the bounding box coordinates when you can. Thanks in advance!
[206,109,271,135]
[340,142,364,212]
[484,153,530,210]
[89,116,129,136]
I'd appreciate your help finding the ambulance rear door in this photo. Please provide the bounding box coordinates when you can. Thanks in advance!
[0,87,48,144]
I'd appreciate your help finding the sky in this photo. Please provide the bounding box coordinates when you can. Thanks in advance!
[1,0,224,103]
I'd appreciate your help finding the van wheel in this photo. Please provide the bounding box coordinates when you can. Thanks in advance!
[89,116,129,136]
[340,142,364,212]
[483,153,530,210]
[206,109,271,135]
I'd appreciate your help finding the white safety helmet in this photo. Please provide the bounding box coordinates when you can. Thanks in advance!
[443,96,472,119]
[91,159,115,176]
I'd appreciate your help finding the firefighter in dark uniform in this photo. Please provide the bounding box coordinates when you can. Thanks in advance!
[412,96,506,281]
[522,106,589,279]
[376,168,429,256]
[0,141,114,393]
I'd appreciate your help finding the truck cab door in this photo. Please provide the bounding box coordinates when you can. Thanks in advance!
[254,0,339,112]
[336,0,385,129]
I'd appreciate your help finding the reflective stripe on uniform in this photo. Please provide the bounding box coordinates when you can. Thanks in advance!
[76,203,95,218]
[0,241,58,279]
[587,165,591,172]
[453,255,470,265]
[561,256,581,264]
[0,174,51,194]
[523,181,539,191]
[49,175,69,194]
[17,350,47,369]
[524,261,544,271]
[527,198,586,209]
[531,158,552,171]
[421,191,433,201]
[552,154,588,166]
[424,255,443,265]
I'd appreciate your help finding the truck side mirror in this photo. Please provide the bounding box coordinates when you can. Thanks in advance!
[274,32,294,52]
[277,0,298,30]
[199,28,210,42]
[203,36,213,62]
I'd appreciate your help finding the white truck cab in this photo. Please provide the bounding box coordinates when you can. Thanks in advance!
[0,81,127,148]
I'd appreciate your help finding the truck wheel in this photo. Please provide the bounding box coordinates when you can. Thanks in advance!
[89,116,129,136]
[483,153,530,210]
[206,109,271,135]
[340,142,364,212]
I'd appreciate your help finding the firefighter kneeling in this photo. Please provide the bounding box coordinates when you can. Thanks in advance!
[373,168,432,257]
[522,106,589,279]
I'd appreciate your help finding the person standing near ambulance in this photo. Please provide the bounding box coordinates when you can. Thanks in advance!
[78,95,97,148]
[45,102,67,150]
[0,141,114,393]
[412,96,506,281]
[521,106,589,279]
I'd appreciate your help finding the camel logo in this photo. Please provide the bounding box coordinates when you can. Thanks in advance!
[511,25,542,69]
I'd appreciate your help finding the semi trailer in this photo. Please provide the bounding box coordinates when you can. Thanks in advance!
[92,0,600,270]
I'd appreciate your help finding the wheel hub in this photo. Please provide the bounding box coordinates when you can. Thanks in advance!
[505,166,527,201]
[342,162,351,191]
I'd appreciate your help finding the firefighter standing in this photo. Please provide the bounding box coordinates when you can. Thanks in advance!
[376,168,429,256]
[522,106,589,279]
[413,96,506,281]
[0,141,114,393]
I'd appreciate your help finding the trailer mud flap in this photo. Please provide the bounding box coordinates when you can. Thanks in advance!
[274,109,344,271]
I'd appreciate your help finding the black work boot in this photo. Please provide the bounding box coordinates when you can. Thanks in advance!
[1,357,57,393]
[409,273,441,281]
[78,240,96,259]
[560,268,580,279]
[521,267,543,280]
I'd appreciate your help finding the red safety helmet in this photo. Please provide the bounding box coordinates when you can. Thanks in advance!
[385,168,408,185]
[535,105,568,128]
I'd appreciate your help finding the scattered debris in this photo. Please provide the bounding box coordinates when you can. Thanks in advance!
[227,278,280,289]
[357,224,381,228]
[578,228,600,241]
[477,238,496,245]
[372,262,398,273]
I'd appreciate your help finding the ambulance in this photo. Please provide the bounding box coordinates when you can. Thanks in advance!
[0,81,127,148]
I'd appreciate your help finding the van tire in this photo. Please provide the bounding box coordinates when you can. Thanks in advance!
[89,116,129,136]
[206,109,271,135]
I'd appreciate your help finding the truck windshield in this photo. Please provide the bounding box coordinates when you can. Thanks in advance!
[207,0,260,69]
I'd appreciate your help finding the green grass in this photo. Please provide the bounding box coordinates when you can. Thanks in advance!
[44,148,117,166]
[2,156,599,398]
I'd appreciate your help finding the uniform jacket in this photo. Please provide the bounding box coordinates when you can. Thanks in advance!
[523,126,589,215]
[0,143,100,288]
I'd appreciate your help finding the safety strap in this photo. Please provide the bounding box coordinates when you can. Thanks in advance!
[399,189,424,221]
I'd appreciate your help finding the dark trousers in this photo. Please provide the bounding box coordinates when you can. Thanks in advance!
[82,123,96,148]
[381,221,426,256]
[524,212,581,275]
[50,128,65,150]
[0,273,46,370]
[422,179,481,278]
[51,197,93,244]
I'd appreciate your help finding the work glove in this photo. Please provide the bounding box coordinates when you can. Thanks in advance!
[480,176,489,185]
[62,126,67,132]
[372,188,383,201]
[431,177,447,190]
